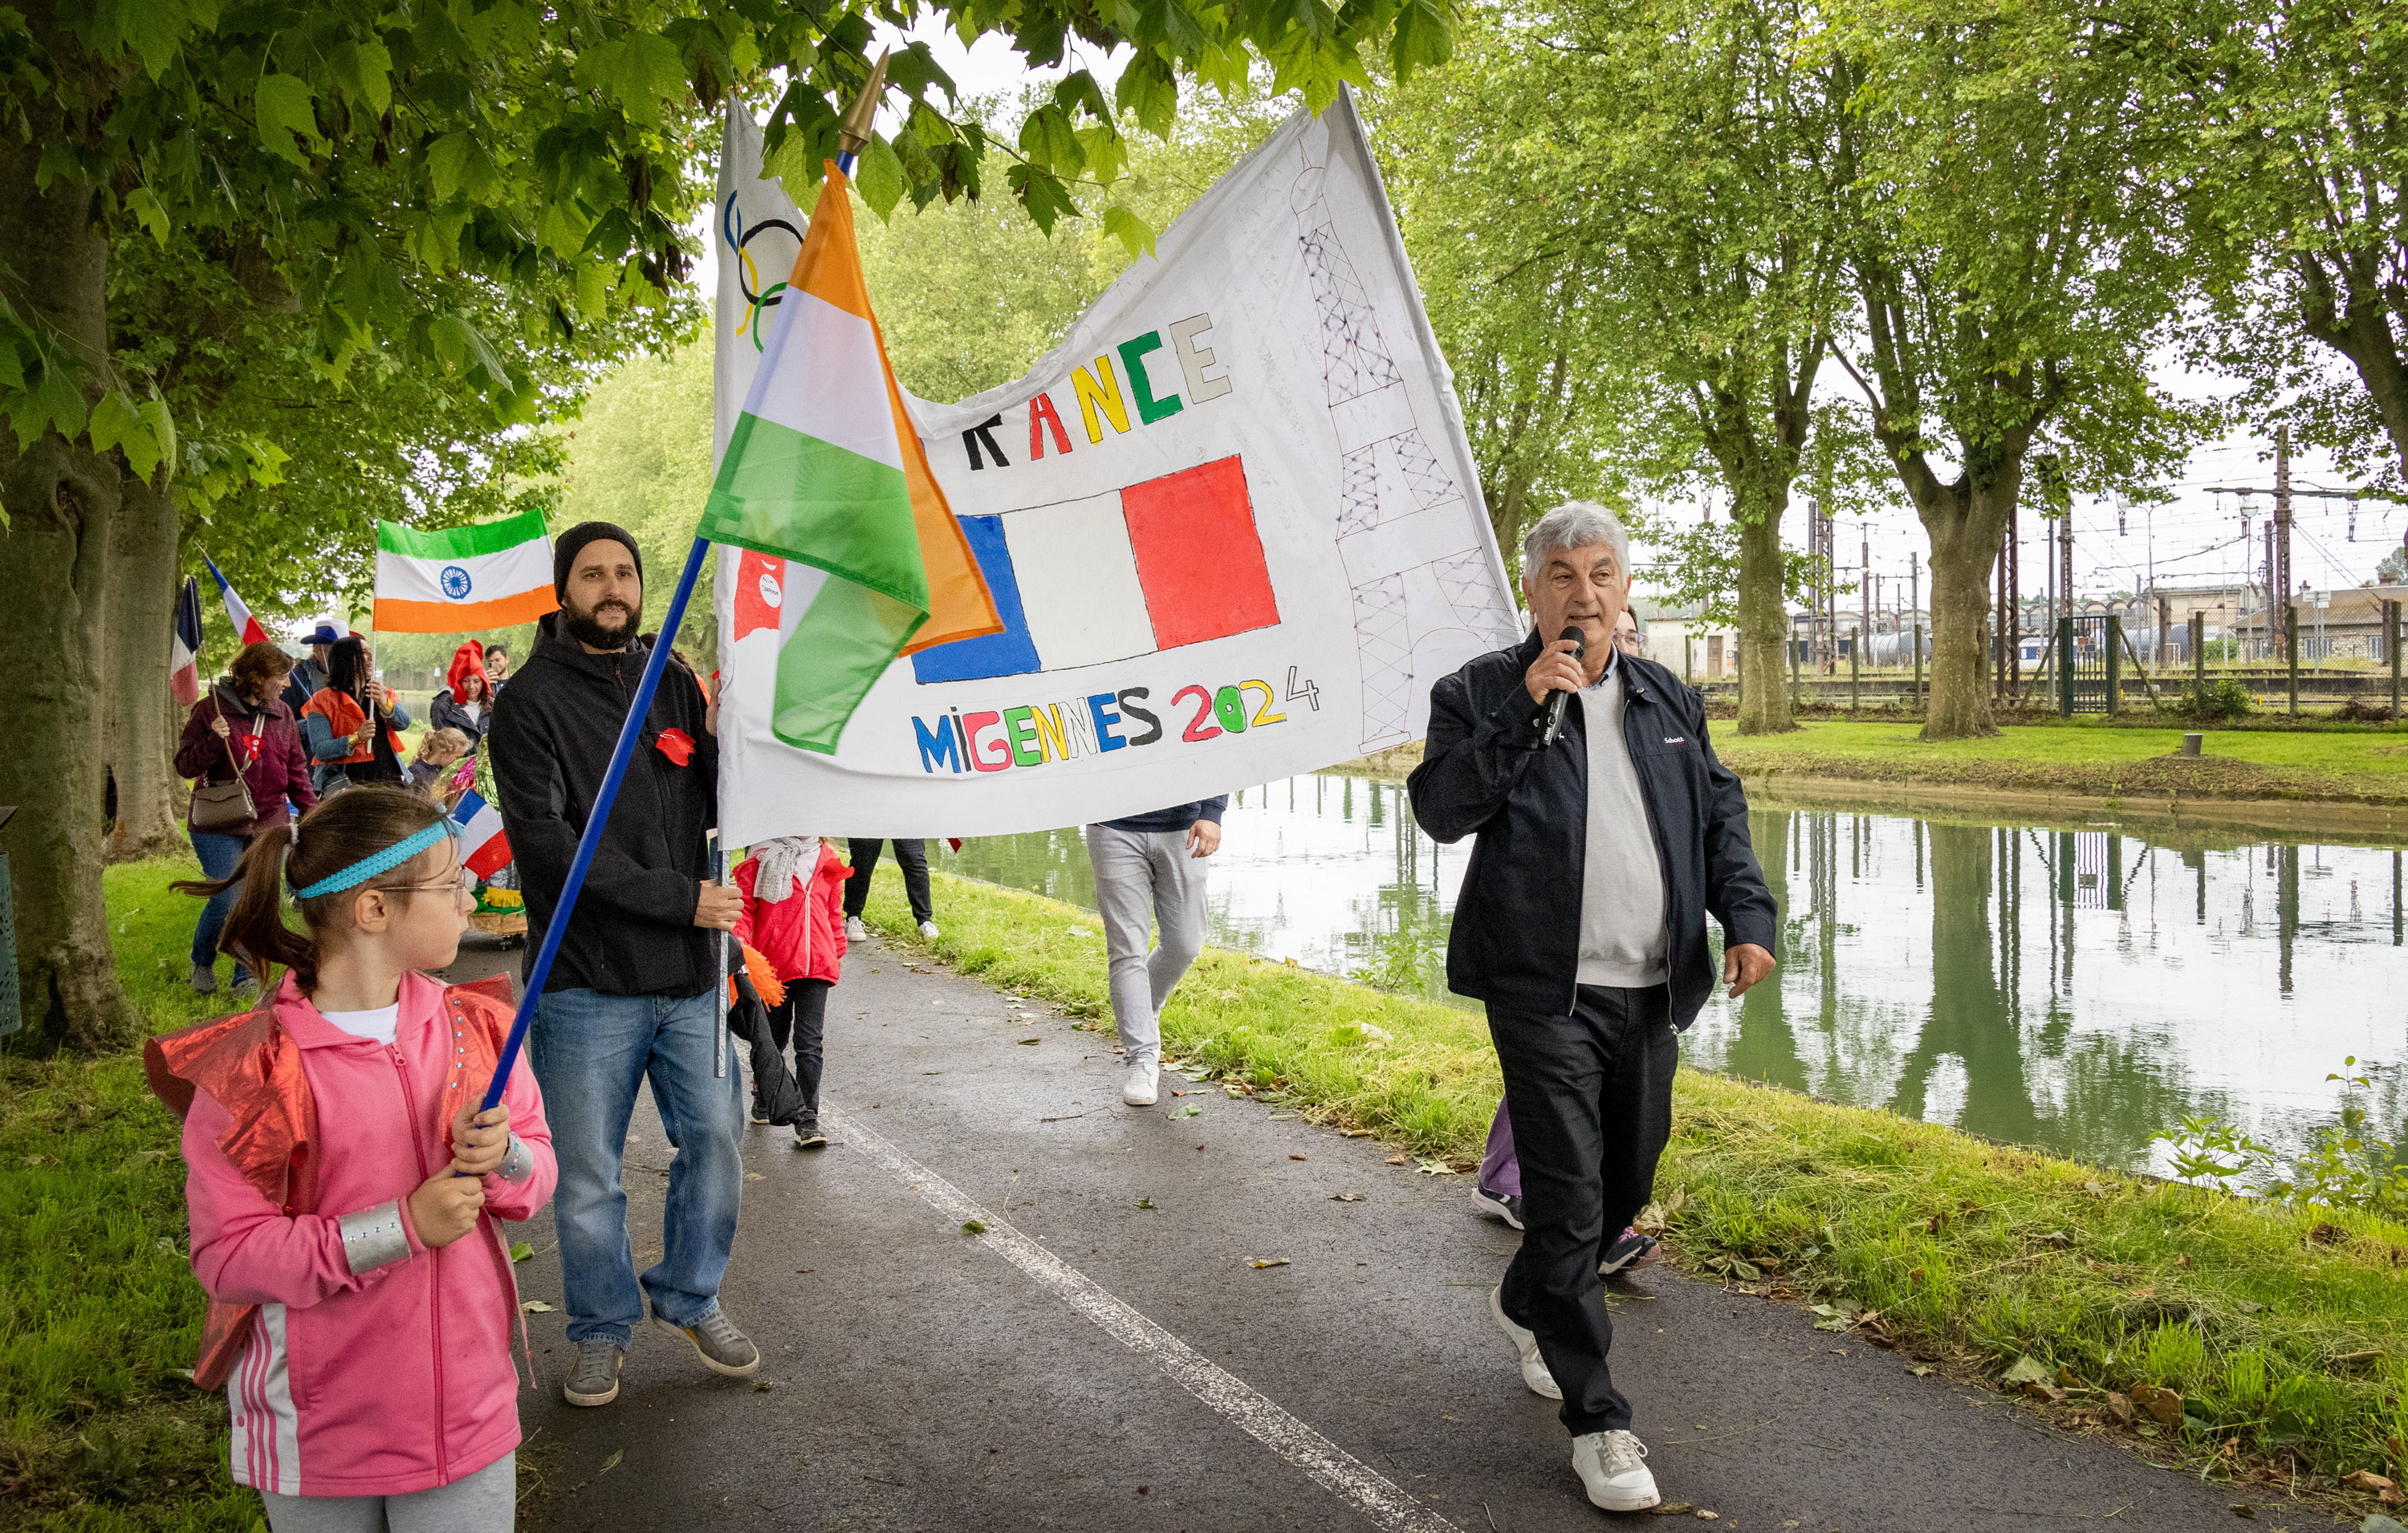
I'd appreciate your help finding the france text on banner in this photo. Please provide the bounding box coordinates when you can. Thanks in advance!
[714,91,1521,841]
[372,510,557,632]
[699,100,1001,753]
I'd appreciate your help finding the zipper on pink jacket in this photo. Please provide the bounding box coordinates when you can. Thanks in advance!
[389,1046,448,1486]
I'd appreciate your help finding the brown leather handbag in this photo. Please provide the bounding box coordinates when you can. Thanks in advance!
[188,699,258,832]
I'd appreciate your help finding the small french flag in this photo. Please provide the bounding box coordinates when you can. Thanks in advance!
[170,575,204,707]
[449,790,513,879]
[201,549,270,646]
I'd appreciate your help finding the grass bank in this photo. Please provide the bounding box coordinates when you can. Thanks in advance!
[2,857,254,1531]
[863,866,2408,1513]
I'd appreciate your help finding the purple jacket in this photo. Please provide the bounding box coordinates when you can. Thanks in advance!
[177,681,316,838]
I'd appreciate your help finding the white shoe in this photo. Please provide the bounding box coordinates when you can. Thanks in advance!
[1121,1058,1159,1107]
[1489,1287,1561,1399]
[844,917,866,941]
[1571,1429,1658,1511]
[918,920,940,941]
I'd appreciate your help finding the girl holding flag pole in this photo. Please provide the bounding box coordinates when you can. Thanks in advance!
[150,785,555,1527]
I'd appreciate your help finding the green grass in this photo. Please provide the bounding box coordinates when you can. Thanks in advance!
[1713,720,2408,804]
[2,856,259,1531]
[863,866,2408,1507]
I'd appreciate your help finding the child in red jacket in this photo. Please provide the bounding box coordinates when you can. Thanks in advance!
[733,837,849,1149]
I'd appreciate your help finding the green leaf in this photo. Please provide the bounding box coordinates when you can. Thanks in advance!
[138,396,177,479]
[1008,162,1080,236]
[1102,205,1157,260]
[10,356,87,451]
[571,35,687,127]
[1114,52,1178,140]
[119,0,189,81]
[1076,121,1127,187]
[427,133,501,205]
[2001,1355,2055,1387]
[86,388,166,481]
[854,132,904,221]
[1017,105,1085,176]
[1387,0,1452,79]
[254,73,323,165]
[124,185,172,246]
[335,38,393,117]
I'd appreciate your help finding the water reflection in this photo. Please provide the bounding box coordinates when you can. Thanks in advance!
[938,775,2408,1173]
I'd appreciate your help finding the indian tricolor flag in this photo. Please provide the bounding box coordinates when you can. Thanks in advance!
[698,162,1001,753]
[372,510,559,632]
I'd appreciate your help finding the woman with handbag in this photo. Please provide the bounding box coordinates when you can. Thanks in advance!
[175,640,316,1000]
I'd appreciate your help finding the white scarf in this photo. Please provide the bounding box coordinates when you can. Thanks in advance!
[750,836,812,903]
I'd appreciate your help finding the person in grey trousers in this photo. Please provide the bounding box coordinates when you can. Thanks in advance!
[1083,797,1226,1106]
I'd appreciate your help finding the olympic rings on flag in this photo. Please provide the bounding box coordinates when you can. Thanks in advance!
[722,190,804,353]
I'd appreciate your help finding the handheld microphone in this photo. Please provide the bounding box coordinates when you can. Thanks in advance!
[1540,625,1585,747]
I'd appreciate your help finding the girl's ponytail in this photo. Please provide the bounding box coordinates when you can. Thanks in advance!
[172,786,449,995]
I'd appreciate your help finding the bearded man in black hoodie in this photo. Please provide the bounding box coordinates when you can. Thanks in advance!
[488,522,758,1409]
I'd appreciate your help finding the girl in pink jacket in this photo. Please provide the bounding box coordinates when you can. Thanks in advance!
[157,785,555,1529]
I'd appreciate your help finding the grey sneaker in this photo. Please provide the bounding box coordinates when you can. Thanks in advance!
[563,1336,623,1407]
[189,962,218,996]
[230,975,261,1005]
[656,1308,760,1378]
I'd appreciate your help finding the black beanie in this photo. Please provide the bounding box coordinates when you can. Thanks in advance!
[553,521,645,600]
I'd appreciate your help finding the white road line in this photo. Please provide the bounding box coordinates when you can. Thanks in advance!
[823,1104,1463,1533]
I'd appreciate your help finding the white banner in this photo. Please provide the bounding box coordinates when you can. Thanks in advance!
[714,92,1519,843]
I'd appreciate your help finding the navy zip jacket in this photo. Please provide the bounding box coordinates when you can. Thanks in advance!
[487,613,719,998]
[1407,628,1778,1026]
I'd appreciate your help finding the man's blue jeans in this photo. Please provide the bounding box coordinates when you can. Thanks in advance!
[188,831,255,984]
[529,988,745,1346]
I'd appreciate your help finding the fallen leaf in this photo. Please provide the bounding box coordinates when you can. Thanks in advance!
[1249,1257,1291,1269]
[1332,1193,1366,1202]
[1648,1504,1694,1515]
[2343,1470,2400,1498]
[2235,1299,2267,1314]
[1168,1104,1202,1120]
[1414,1159,1461,1177]
[1137,1198,1155,1210]
[1908,1364,1936,1378]
[753,1379,774,1393]
[1386,1154,1409,1165]
[520,1300,555,1313]
[962,1221,987,1236]
[1289,1153,1308,1161]
[600,1450,623,1474]
[744,1172,764,1181]
[1340,1128,1373,1137]
[2001,1355,2056,1389]
[2129,1383,2183,1425]
[2228,1505,2255,1519]
[1696,1514,1719,1523]
[2105,1391,2138,1426]
[1017,1037,1041,1046]
[1809,1303,1853,1332]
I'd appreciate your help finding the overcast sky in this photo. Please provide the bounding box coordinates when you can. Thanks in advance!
[700,32,2405,612]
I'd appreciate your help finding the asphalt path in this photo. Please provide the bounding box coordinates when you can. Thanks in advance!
[437,929,2304,1532]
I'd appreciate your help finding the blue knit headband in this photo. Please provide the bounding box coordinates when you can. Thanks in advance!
[291,820,456,901]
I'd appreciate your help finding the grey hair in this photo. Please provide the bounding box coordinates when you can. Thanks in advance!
[1520,501,1630,584]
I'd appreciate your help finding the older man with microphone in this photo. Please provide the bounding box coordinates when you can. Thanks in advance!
[1408,502,1778,1513]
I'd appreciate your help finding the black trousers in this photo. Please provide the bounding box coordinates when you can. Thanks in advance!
[1488,984,1678,1436]
[763,978,830,1121]
[844,838,931,923]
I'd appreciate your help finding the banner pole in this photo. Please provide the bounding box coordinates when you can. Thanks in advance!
[479,534,712,1112]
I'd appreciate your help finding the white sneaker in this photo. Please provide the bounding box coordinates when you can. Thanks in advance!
[1488,1287,1561,1399]
[918,920,941,941]
[844,917,866,941]
[1121,1058,1159,1107]
[1570,1429,1658,1511]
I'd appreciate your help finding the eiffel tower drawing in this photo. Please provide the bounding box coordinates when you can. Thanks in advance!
[1289,119,1518,751]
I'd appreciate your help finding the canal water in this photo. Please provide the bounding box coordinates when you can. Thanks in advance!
[937,773,2408,1175]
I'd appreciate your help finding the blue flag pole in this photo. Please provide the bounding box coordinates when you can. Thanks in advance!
[478,535,711,1112]
[478,55,890,1113]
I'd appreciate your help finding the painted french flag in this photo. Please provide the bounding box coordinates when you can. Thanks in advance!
[449,790,513,879]
[169,575,203,706]
[909,455,1279,684]
[201,550,270,645]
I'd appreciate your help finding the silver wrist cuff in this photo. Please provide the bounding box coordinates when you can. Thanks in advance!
[338,1201,413,1275]
[495,1132,535,1185]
